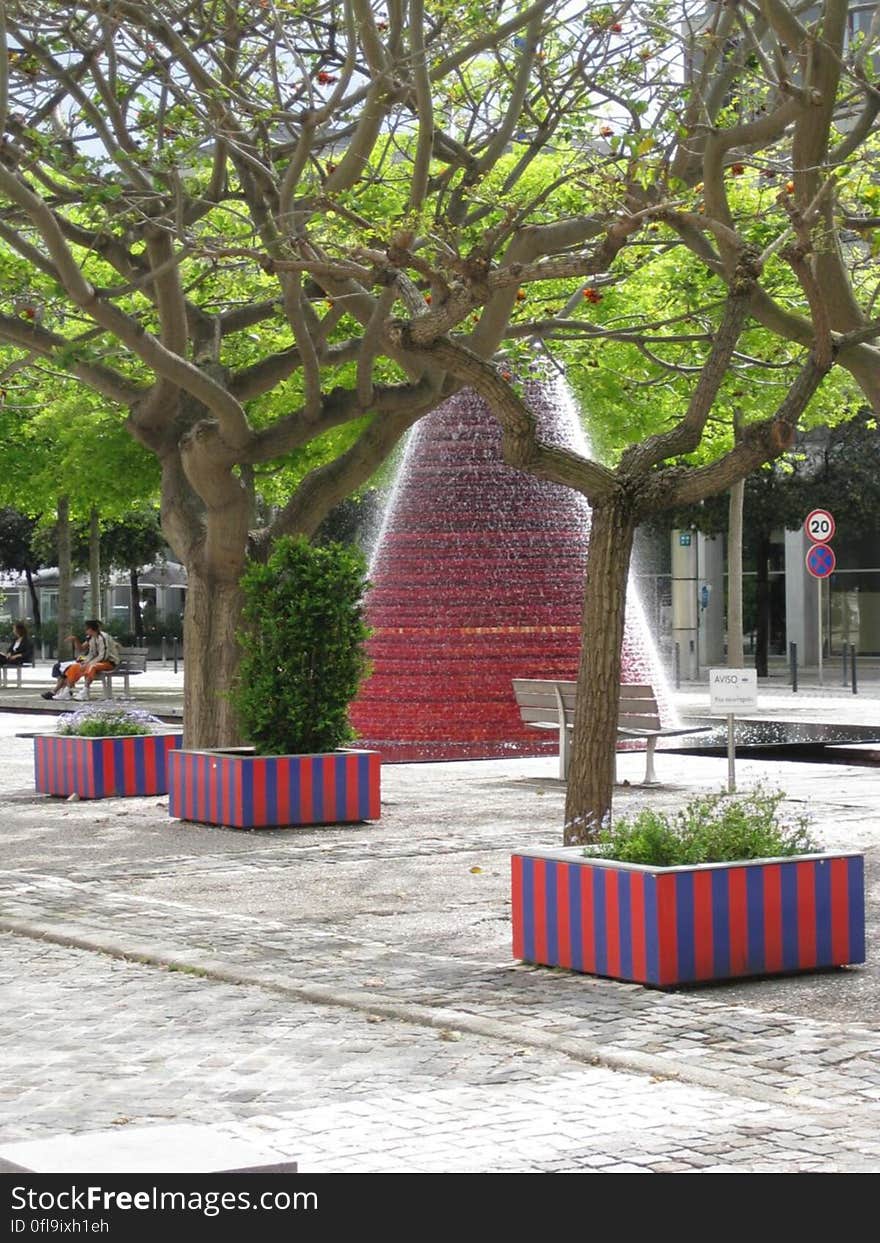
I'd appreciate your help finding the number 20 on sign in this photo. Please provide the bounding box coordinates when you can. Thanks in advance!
[804,508,835,542]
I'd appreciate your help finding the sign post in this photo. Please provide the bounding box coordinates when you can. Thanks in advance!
[804,512,835,688]
[709,669,758,793]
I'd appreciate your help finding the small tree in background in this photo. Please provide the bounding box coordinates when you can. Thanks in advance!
[233,537,370,756]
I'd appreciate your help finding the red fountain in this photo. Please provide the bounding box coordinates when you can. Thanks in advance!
[350,382,663,761]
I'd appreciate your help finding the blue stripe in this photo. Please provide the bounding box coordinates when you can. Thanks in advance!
[114,739,127,795]
[712,870,730,978]
[522,857,535,961]
[848,856,866,964]
[358,753,370,820]
[92,739,105,799]
[157,738,168,792]
[618,871,633,981]
[675,872,696,983]
[545,864,558,965]
[568,865,583,971]
[335,754,347,823]
[76,739,87,797]
[168,751,179,817]
[133,738,147,795]
[644,875,660,984]
[312,757,324,823]
[815,861,833,966]
[781,863,800,970]
[265,758,278,827]
[593,870,607,977]
[290,758,303,825]
[746,866,765,973]
[241,759,254,827]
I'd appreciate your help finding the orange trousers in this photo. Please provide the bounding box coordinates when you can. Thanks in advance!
[65,661,114,686]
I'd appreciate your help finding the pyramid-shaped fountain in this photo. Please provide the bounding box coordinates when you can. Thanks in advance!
[350,381,663,761]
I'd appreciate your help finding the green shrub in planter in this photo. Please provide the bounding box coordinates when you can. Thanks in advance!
[586,786,819,867]
[232,535,370,756]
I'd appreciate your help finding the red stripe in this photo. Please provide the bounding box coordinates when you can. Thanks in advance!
[762,864,783,973]
[657,874,678,986]
[533,860,547,963]
[693,869,714,980]
[103,739,116,800]
[144,737,157,795]
[276,758,291,826]
[299,757,313,823]
[728,867,749,976]
[511,856,524,960]
[346,754,359,821]
[367,753,381,819]
[579,866,596,974]
[556,864,571,968]
[830,857,850,964]
[208,754,219,824]
[323,756,336,822]
[797,861,817,969]
[252,758,267,827]
[605,869,621,979]
[629,871,647,983]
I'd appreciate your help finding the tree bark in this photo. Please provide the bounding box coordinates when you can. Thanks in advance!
[24,566,40,630]
[89,506,101,620]
[57,496,72,660]
[182,566,244,750]
[564,497,636,843]
[130,567,143,641]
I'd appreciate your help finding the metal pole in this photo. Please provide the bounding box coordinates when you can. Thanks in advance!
[727,713,736,793]
[161,635,167,668]
[173,637,178,674]
[843,643,848,688]
[851,644,858,696]
[817,577,823,687]
[790,641,798,693]
[674,642,681,690]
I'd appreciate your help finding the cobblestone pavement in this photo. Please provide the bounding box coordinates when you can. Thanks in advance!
[3,932,880,1173]
[2,712,880,1172]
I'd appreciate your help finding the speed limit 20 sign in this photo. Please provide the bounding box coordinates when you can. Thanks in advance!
[804,509,835,543]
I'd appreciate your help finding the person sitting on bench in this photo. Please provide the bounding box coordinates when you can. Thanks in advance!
[52,620,118,700]
[0,622,33,670]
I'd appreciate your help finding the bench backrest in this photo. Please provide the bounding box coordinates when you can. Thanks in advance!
[115,647,148,672]
[512,678,659,729]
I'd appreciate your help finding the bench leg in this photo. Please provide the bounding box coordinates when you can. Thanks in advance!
[642,737,659,785]
[559,721,571,780]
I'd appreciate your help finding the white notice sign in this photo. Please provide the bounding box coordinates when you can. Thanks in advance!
[709,668,758,714]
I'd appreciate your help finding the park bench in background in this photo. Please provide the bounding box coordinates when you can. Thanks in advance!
[0,661,35,689]
[83,647,149,700]
[512,678,711,783]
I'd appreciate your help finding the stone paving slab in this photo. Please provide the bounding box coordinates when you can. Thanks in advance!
[2,933,879,1173]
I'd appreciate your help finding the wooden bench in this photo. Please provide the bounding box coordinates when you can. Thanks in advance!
[82,647,149,700]
[512,678,711,783]
[0,660,35,689]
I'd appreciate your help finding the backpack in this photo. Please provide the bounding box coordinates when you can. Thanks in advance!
[104,632,122,665]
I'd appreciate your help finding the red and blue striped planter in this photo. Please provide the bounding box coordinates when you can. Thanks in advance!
[168,748,381,829]
[511,847,865,987]
[34,732,183,799]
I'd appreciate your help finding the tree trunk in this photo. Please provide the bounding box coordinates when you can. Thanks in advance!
[564,497,637,844]
[89,506,101,619]
[182,567,245,750]
[754,531,771,677]
[57,496,72,659]
[130,567,143,641]
[727,479,744,667]
[24,566,40,630]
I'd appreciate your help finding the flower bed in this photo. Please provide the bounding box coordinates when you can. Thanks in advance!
[34,705,182,799]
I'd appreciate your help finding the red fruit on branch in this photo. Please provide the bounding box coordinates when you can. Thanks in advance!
[316,71,337,85]
[610,23,623,33]
[21,305,36,320]
[582,287,603,304]
[785,180,796,193]
[730,162,745,175]
[516,288,527,301]
[599,125,614,137]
